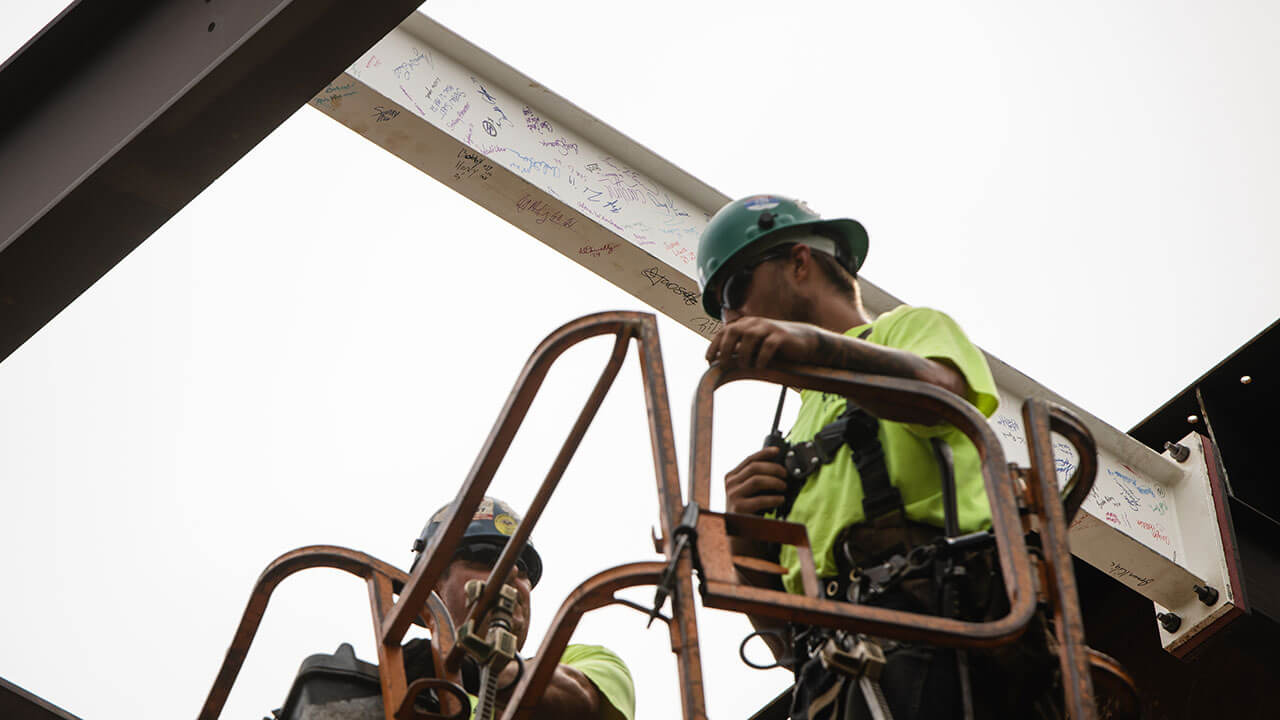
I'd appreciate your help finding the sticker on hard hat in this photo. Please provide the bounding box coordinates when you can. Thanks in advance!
[742,196,781,211]
[474,498,495,520]
[494,514,518,536]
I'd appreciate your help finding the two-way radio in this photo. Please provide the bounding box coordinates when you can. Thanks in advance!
[761,385,806,519]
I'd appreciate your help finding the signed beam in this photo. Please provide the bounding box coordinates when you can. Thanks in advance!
[308,13,733,342]
[311,13,1233,649]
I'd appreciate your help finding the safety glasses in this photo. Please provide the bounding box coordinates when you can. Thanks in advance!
[719,245,794,319]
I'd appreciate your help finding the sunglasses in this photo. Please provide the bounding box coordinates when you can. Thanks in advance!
[719,245,794,319]
[456,543,530,577]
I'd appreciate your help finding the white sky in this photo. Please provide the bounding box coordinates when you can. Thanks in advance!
[2,2,1278,719]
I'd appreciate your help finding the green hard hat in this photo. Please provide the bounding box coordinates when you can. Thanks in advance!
[696,195,868,318]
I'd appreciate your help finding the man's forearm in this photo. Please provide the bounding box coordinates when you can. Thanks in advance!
[497,663,601,720]
[812,332,968,423]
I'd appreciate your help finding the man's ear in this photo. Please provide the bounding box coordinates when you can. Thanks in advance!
[790,243,813,282]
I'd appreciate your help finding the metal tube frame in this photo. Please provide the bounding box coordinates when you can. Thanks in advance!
[197,545,459,720]
[686,363,1103,716]
[1024,399,1100,718]
[199,312,1107,720]
[198,311,708,720]
[688,364,1036,647]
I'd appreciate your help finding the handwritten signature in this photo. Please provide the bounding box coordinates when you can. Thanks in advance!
[664,240,696,265]
[1136,519,1171,545]
[515,194,577,228]
[641,267,700,306]
[540,137,580,156]
[575,202,626,233]
[1107,467,1157,497]
[372,106,401,123]
[692,317,722,337]
[453,149,494,182]
[508,149,559,178]
[1116,484,1142,512]
[472,78,498,104]
[313,85,358,107]
[1108,561,1154,587]
[523,106,554,135]
[579,243,620,258]
[393,51,429,80]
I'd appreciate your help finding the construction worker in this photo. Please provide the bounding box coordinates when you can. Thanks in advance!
[697,195,1056,719]
[403,497,635,720]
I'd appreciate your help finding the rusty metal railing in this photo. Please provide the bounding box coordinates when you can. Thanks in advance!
[685,364,1103,718]
[199,311,1113,719]
[197,545,459,720]
[689,364,1036,647]
[198,311,707,720]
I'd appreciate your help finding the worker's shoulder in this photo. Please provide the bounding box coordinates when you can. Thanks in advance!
[871,304,961,333]
[560,643,632,672]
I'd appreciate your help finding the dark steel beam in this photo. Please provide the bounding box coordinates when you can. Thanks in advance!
[0,0,425,362]
[0,677,83,720]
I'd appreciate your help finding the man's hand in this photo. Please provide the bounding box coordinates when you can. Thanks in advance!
[725,446,788,518]
[724,447,791,660]
[705,317,833,369]
[724,446,790,572]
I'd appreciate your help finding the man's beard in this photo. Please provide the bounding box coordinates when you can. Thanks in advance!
[780,286,819,325]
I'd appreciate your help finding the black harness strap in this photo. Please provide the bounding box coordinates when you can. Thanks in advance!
[779,326,905,528]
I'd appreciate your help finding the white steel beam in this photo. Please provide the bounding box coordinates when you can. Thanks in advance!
[308,12,1236,650]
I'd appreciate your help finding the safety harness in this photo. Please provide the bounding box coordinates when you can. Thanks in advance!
[768,328,993,720]
[774,327,906,538]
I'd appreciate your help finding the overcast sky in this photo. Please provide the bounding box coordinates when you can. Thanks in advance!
[2,2,1278,719]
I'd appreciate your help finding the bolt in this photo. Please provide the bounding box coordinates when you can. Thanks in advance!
[1164,441,1190,463]
[1194,584,1219,606]
[1157,612,1182,633]
[1187,414,1199,425]
[1241,375,1252,385]
[412,538,425,553]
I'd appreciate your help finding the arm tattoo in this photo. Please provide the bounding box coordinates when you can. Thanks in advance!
[813,330,923,380]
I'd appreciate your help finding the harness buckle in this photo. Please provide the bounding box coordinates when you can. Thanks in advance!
[783,442,826,481]
[818,632,886,681]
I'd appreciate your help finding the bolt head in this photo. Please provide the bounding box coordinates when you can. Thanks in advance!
[1187,414,1199,425]
[1241,375,1253,385]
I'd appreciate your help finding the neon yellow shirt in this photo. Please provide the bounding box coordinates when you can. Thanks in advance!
[559,644,635,720]
[777,306,999,595]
